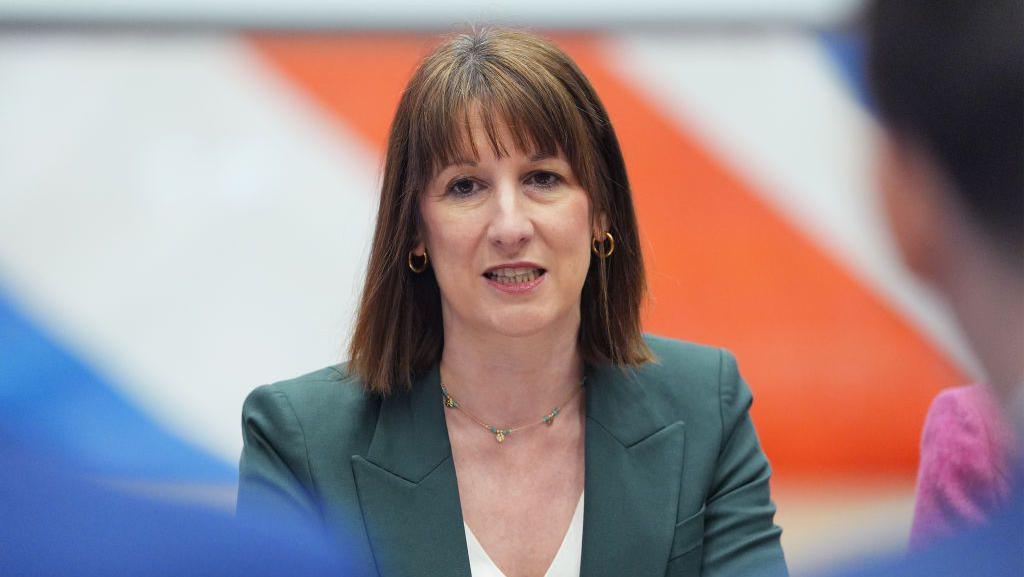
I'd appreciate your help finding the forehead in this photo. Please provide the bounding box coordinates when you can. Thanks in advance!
[427,103,561,173]
[442,116,568,166]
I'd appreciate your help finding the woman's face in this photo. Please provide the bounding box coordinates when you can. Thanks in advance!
[415,114,599,340]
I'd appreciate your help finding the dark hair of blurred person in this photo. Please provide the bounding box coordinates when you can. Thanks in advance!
[869,0,1023,407]
[869,0,1022,263]
[823,1,1022,575]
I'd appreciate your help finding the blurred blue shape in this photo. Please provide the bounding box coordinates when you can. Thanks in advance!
[0,284,234,483]
[0,430,352,576]
[821,481,1022,577]
[820,31,874,112]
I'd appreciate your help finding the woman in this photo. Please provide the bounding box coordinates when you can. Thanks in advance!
[238,29,786,577]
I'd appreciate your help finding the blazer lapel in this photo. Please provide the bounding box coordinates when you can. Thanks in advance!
[351,367,470,577]
[581,363,686,577]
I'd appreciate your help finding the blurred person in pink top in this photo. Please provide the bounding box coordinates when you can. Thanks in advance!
[909,384,1015,548]
[818,0,1022,575]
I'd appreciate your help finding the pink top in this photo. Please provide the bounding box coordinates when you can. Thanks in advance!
[909,385,1015,549]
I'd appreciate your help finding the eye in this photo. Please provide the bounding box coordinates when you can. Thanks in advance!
[526,171,562,189]
[447,178,480,198]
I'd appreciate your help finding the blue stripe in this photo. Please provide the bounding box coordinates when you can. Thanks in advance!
[0,283,235,482]
[819,31,874,113]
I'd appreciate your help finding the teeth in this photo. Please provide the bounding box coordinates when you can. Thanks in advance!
[490,267,540,277]
[487,268,542,285]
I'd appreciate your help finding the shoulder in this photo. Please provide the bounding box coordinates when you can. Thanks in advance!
[637,334,744,401]
[633,334,750,431]
[922,385,1003,438]
[243,364,380,453]
[920,385,1011,466]
[642,333,725,377]
[245,364,372,417]
[912,384,1014,545]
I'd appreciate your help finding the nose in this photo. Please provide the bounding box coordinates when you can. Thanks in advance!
[487,179,534,252]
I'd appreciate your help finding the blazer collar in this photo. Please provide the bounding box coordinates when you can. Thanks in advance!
[352,363,685,577]
[361,361,674,472]
[363,366,451,483]
[584,362,674,447]
[581,362,686,577]
[351,366,470,577]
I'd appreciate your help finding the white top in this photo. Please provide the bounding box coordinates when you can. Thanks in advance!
[464,491,585,577]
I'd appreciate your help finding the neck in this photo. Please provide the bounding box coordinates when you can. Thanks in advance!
[939,230,1024,432]
[439,315,584,427]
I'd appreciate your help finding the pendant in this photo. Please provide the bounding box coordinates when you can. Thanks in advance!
[488,426,508,443]
[543,407,560,426]
[441,387,458,408]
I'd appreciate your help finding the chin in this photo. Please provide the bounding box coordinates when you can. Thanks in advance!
[480,306,571,339]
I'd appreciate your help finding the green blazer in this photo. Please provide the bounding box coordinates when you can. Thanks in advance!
[238,336,787,577]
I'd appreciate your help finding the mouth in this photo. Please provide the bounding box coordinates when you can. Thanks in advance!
[482,266,547,286]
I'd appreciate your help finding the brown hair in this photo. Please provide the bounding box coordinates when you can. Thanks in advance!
[349,28,651,395]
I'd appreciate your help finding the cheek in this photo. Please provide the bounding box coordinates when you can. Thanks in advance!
[430,227,474,257]
[551,199,595,277]
[876,148,925,274]
[421,218,487,299]
[877,145,940,281]
[420,203,473,264]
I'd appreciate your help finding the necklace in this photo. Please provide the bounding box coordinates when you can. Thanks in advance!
[440,379,585,444]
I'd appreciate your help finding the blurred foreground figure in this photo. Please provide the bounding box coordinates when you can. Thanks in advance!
[0,430,350,576]
[830,0,1023,575]
[0,295,350,574]
[909,384,1014,548]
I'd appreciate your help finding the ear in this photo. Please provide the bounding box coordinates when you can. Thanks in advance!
[877,131,948,283]
[411,238,426,255]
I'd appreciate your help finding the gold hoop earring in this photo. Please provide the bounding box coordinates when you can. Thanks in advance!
[408,249,429,273]
[591,232,614,259]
